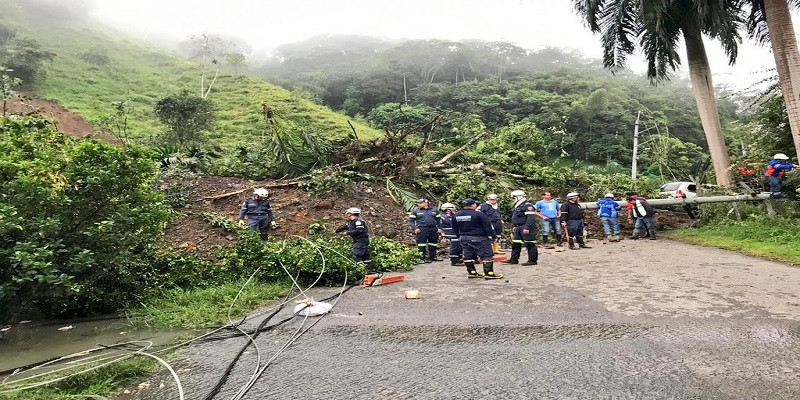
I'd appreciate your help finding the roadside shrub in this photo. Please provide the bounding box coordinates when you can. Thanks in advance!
[0,116,171,322]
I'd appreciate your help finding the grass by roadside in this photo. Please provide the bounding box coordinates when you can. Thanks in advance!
[127,280,292,329]
[665,217,800,265]
[0,281,291,399]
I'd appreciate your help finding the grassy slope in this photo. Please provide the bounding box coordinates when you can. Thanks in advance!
[0,8,381,146]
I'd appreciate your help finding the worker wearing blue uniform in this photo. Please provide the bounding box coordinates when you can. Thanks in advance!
[452,198,503,279]
[238,187,276,240]
[408,198,443,263]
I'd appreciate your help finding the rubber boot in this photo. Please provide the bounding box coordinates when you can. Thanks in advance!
[483,261,503,279]
[569,238,578,250]
[466,261,483,278]
[648,230,657,240]
[506,243,521,264]
[492,241,504,254]
[556,234,563,247]
[521,244,538,265]
[577,236,591,249]
[543,235,555,249]
[428,246,442,262]
[450,257,461,266]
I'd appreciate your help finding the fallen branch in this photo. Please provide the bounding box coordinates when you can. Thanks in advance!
[203,179,303,201]
[431,130,490,167]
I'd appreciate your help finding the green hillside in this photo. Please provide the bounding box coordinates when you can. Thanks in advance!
[0,2,381,145]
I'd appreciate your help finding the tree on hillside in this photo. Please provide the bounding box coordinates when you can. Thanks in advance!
[573,0,738,187]
[154,91,215,146]
[0,35,55,85]
[745,0,800,158]
[180,34,238,98]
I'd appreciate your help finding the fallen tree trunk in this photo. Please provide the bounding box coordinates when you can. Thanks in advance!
[203,179,303,201]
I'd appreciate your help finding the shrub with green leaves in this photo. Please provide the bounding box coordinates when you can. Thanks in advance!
[0,116,171,321]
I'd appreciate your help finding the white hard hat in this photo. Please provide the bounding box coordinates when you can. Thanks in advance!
[510,190,526,198]
[344,207,361,215]
[774,153,790,160]
[440,202,456,211]
[567,192,579,199]
[604,193,614,198]
[486,193,499,200]
[254,188,268,197]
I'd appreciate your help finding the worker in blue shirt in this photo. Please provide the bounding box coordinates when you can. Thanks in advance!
[452,198,503,279]
[408,198,443,263]
[764,153,799,198]
[238,187,276,240]
[596,193,621,242]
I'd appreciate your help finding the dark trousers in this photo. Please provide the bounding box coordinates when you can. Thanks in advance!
[491,222,502,236]
[416,227,439,259]
[353,240,373,269]
[461,236,494,263]
[510,225,538,263]
[247,215,271,239]
[447,237,462,259]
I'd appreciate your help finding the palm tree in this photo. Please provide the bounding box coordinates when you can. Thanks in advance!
[573,0,738,187]
[745,0,800,158]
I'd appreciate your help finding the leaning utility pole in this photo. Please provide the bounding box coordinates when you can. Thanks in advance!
[631,111,641,180]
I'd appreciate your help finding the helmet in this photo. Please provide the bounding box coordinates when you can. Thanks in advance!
[566,192,579,199]
[440,202,456,211]
[774,153,790,160]
[486,193,499,200]
[462,198,480,206]
[344,207,361,215]
[415,198,429,204]
[604,193,614,198]
[510,190,526,199]
[253,188,268,197]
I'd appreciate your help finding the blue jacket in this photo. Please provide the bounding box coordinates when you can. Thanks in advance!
[440,213,457,239]
[335,217,369,242]
[596,198,621,218]
[239,198,274,220]
[452,209,497,239]
[765,160,797,179]
[408,207,441,230]
[510,201,536,228]
[478,203,502,223]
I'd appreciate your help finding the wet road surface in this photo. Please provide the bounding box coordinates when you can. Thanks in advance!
[121,239,800,399]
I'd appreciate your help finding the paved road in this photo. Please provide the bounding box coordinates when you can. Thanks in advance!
[122,239,800,399]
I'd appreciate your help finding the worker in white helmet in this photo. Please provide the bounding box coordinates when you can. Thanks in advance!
[238,187,276,240]
[335,207,373,269]
[478,194,504,254]
[764,153,799,199]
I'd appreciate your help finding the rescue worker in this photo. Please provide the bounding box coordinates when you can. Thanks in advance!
[408,198,444,263]
[440,202,463,266]
[597,193,622,242]
[560,192,591,250]
[627,195,657,240]
[452,198,503,279]
[238,187,276,240]
[505,190,538,265]
[534,191,562,248]
[335,207,373,269]
[478,194,504,254]
[764,153,799,199]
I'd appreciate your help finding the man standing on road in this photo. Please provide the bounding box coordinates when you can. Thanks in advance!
[478,194,504,254]
[505,190,538,265]
[440,202,462,266]
[627,195,657,240]
[597,193,622,242]
[452,198,503,279]
[408,198,444,263]
[238,187,276,240]
[535,191,562,249]
[335,207,373,269]
[560,192,591,250]
[764,153,800,199]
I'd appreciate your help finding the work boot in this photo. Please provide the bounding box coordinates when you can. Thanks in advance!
[492,241,504,254]
[522,243,538,265]
[450,257,461,266]
[428,248,443,261]
[648,230,657,240]
[483,261,504,279]
[568,238,579,250]
[631,229,641,240]
[466,261,483,278]
[577,236,591,249]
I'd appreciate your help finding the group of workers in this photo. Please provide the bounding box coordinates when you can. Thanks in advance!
[234,152,798,279]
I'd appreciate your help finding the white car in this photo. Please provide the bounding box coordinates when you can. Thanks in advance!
[659,182,697,199]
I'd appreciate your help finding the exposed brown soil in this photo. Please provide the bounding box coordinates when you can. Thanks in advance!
[3,92,122,145]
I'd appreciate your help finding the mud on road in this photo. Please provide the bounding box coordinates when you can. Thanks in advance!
[120,239,800,399]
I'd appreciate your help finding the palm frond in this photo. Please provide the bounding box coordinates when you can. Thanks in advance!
[598,0,641,72]
[386,178,420,212]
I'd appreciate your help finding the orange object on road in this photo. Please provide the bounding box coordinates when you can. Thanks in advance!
[360,272,406,287]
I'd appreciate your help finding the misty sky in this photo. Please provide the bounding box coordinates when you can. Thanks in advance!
[91,0,784,89]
